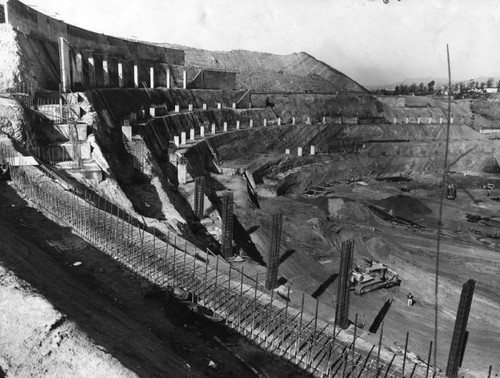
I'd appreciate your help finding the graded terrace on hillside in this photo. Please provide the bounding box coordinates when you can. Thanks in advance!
[0,1,499,378]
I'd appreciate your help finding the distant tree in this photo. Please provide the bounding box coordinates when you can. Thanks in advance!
[394,85,400,95]
[486,77,494,88]
[497,80,500,89]
[427,80,435,94]
[409,83,417,94]
[418,82,425,94]
[480,81,486,90]
[468,79,476,90]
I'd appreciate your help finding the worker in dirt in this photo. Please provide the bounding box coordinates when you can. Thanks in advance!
[407,292,414,306]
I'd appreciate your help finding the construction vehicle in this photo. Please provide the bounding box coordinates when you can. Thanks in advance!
[446,184,457,200]
[350,258,401,295]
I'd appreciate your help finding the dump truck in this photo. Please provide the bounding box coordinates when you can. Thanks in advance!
[446,184,457,200]
[350,258,401,295]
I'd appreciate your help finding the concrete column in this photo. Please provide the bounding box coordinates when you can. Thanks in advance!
[306,117,311,125]
[285,149,290,155]
[122,126,132,141]
[236,120,240,130]
[149,107,156,117]
[178,160,187,185]
[88,56,96,88]
[223,122,228,132]
[217,103,222,109]
[188,104,193,111]
[190,128,195,141]
[310,145,316,155]
[175,104,180,113]
[277,117,281,126]
[174,136,180,147]
[75,52,83,86]
[211,123,216,134]
[322,116,326,124]
[336,240,354,329]
[263,119,267,127]
[166,68,171,89]
[181,132,186,145]
[221,192,234,258]
[429,117,432,124]
[200,126,205,138]
[405,117,409,124]
[292,117,296,125]
[297,147,303,157]
[393,117,397,124]
[103,59,109,87]
[232,102,236,109]
[451,117,454,124]
[202,103,207,110]
[183,70,187,89]
[265,213,283,290]
[58,37,71,92]
[249,119,253,128]
[80,143,91,159]
[123,119,131,127]
[149,66,154,88]
[194,176,206,219]
[133,64,139,88]
[440,117,443,124]
[417,117,421,124]
[118,62,124,88]
[446,279,476,378]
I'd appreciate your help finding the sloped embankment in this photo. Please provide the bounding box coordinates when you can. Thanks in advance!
[197,122,499,194]
[252,93,384,121]
[376,95,492,129]
[180,49,368,93]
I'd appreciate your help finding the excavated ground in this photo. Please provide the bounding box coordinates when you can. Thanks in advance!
[205,122,500,377]
[3,87,500,377]
[0,178,303,377]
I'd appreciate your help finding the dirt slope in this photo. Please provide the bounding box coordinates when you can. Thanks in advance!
[181,49,368,93]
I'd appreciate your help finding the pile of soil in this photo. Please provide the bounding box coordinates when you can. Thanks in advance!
[371,194,432,219]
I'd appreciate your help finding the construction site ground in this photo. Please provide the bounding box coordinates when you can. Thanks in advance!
[215,156,500,377]
[0,179,303,378]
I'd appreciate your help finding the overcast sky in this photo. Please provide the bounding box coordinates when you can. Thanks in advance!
[18,0,500,86]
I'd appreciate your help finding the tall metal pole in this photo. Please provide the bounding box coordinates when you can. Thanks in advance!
[434,43,453,372]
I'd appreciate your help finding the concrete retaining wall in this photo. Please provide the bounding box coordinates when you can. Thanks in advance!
[5,0,184,65]
[4,0,185,91]
[0,4,5,23]
[189,69,236,90]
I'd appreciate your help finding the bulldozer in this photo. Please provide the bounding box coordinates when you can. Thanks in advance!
[350,258,401,295]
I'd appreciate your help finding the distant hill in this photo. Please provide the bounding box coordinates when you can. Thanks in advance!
[368,76,500,90]
[160,45,368,94]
